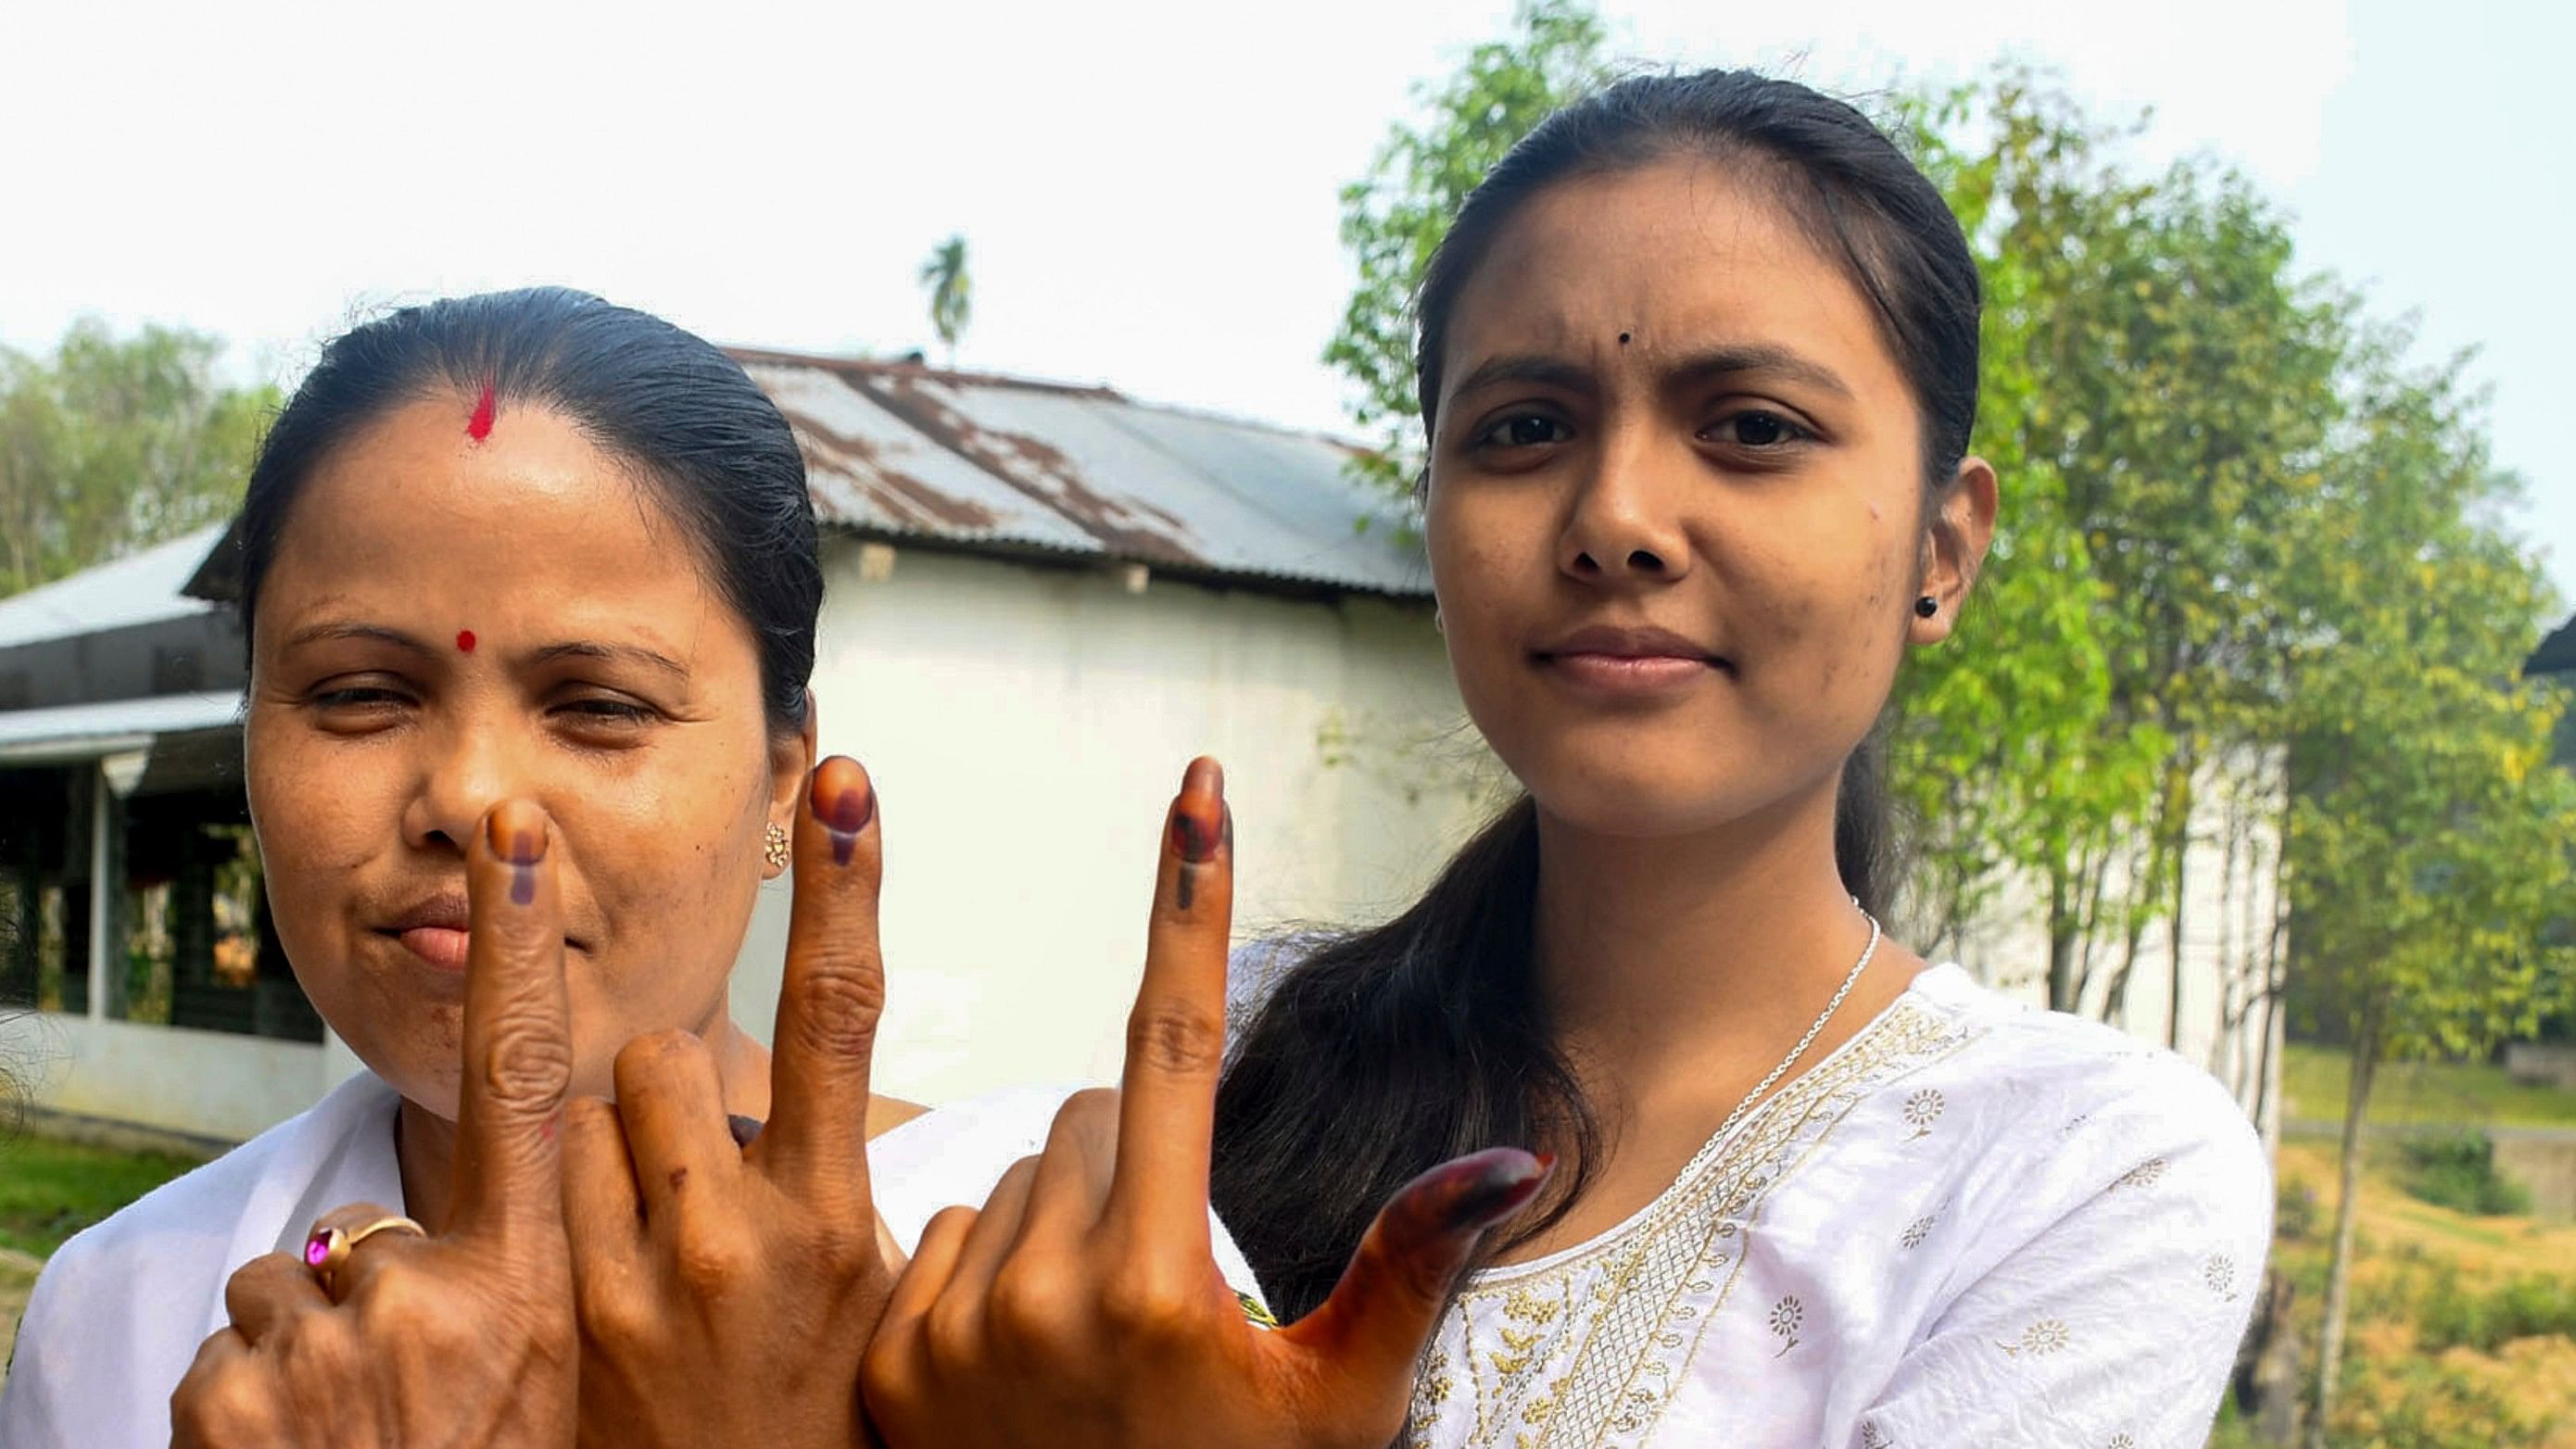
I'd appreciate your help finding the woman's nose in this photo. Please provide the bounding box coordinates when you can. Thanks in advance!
[1558,442,1693,586]
[401,721,530,854]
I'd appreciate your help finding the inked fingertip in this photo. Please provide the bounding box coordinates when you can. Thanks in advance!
[1421,1146,1552,1237]
[810,756,878,865]
[484,800,549,863]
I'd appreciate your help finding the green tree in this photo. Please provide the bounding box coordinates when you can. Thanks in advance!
[918,234,973,369]
[0,319,276,598]
[1888,83,2168,987]
[1321,0,1607,506]
[2278,337,2576,1445]
[1889,76,2357,1058]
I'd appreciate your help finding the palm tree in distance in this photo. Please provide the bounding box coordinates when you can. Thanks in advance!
[918,234,972,369]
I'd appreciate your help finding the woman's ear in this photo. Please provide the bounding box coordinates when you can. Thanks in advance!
[1910,456,1999,646]
[769,690,821,830]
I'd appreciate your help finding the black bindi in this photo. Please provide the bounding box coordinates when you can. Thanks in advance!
[1618,332,1632,346]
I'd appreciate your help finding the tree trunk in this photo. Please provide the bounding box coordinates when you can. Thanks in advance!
[2250,794,2294,1153]
[2047,857,2080,1012]
[2307,1013,2380,1449]
[2070,842,2113,1008]
[2165,759,2196,1050]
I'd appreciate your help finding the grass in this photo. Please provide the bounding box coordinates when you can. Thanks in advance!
[2280,1042,2576,1128]
[0,1134,204,1258]
[2267,1140,2576,1446]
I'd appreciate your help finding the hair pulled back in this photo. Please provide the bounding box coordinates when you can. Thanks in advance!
[234,286,821,733]
[1215,69,1982,1321]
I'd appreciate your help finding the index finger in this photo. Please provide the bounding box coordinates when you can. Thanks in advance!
[1105,756,1232,1239]
[448,798,575,1249]
[757,755,887,1195]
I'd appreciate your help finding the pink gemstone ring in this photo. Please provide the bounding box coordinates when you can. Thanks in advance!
[302,1214,427,1293]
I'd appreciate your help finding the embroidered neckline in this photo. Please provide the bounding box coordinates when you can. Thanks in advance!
[1466,964,1969,1286]
[1408,976,1989,1448]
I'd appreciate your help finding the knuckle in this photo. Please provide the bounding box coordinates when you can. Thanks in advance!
[575,1273,653,1345]
[1096,1266,1193,1336]
[671,1222,754,1294]
[784,955,888,1058]
[353,1262,439,1329]
[182,1368,267,1438]
[481,1013,575,1106]
[923,1295,983,1370]
[616,1027,705,1077]
[858,1334,926,1428]
[1124,1001,1224,1079]
[986,1262,1076,1349]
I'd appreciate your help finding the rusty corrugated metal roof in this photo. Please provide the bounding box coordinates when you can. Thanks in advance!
[731,348,1430,598]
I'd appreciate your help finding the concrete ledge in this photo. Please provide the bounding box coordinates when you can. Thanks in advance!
[16,1102,231,1160]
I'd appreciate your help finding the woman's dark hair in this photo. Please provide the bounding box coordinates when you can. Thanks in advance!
[1214,69,1981,1320]
[234,286,821,733]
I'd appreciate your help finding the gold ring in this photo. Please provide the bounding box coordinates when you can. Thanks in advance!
[303,1214,426,1290]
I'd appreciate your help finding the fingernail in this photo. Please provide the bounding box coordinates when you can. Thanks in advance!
[727,1114,765,1149]
[1414,1148,1553,1240]
[811,757,876,866]
[486,801,547,906]
[1169,758,1225,864]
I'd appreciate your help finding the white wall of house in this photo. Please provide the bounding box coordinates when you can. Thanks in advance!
[725,538,1504,1105]
[3,1014,362,1144]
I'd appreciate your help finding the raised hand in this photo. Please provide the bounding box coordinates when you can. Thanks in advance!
[562,756,899,1449]
[858,759,1551,1449]
[171,800,579,1448]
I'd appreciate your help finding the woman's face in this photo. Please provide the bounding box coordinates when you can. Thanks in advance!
[246,395,806,1117]
[1425,157,1992,840]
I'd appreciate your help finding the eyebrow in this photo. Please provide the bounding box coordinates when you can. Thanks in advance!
[283,621,434,654]
[531,640,690,680]
[1446,343,1855,404]
[1665,343,1855,400]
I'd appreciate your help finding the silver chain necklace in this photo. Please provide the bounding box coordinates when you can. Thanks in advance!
[1675,902,1883,1178]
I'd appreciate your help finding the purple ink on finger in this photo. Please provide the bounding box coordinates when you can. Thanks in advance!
[810,757,877,866]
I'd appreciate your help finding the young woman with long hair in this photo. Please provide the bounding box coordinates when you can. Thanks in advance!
[860,69,2270,1449]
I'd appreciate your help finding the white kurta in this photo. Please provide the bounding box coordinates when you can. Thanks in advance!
[0,1073,1260,1449]
[1391,964,2272,1448]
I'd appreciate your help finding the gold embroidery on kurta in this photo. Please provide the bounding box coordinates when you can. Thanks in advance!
[1405,1002,1984,1446]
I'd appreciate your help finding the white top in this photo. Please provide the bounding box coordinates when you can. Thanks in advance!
[3,960,2267,1449]
[0,1072,1263,1449]
[1387,963,2272,1449]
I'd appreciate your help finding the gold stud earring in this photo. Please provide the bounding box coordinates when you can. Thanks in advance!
[764,823,790,871]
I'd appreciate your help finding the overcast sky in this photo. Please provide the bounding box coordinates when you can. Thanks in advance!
[3,0,2565,606]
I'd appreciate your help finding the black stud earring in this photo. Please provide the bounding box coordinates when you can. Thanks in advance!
[1913,596,1938,618]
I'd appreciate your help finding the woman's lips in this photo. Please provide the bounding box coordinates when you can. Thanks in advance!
[1539,651,1725,695]
[397,926,471,971]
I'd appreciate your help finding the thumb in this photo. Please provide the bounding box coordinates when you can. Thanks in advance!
[1279,1148,1553,1387]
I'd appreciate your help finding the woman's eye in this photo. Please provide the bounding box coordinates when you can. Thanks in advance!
[310,686,407,711]
[1474,413,1572,449]
[556,698,655,727]
[1711,410,1809,448]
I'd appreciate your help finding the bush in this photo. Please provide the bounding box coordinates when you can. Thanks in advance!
[2399,1129,2534,1216]
[2414,1273,2576,1354]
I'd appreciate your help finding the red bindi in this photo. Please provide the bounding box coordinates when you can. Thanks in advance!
[456,630,476,653]
[466,383,497,442]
